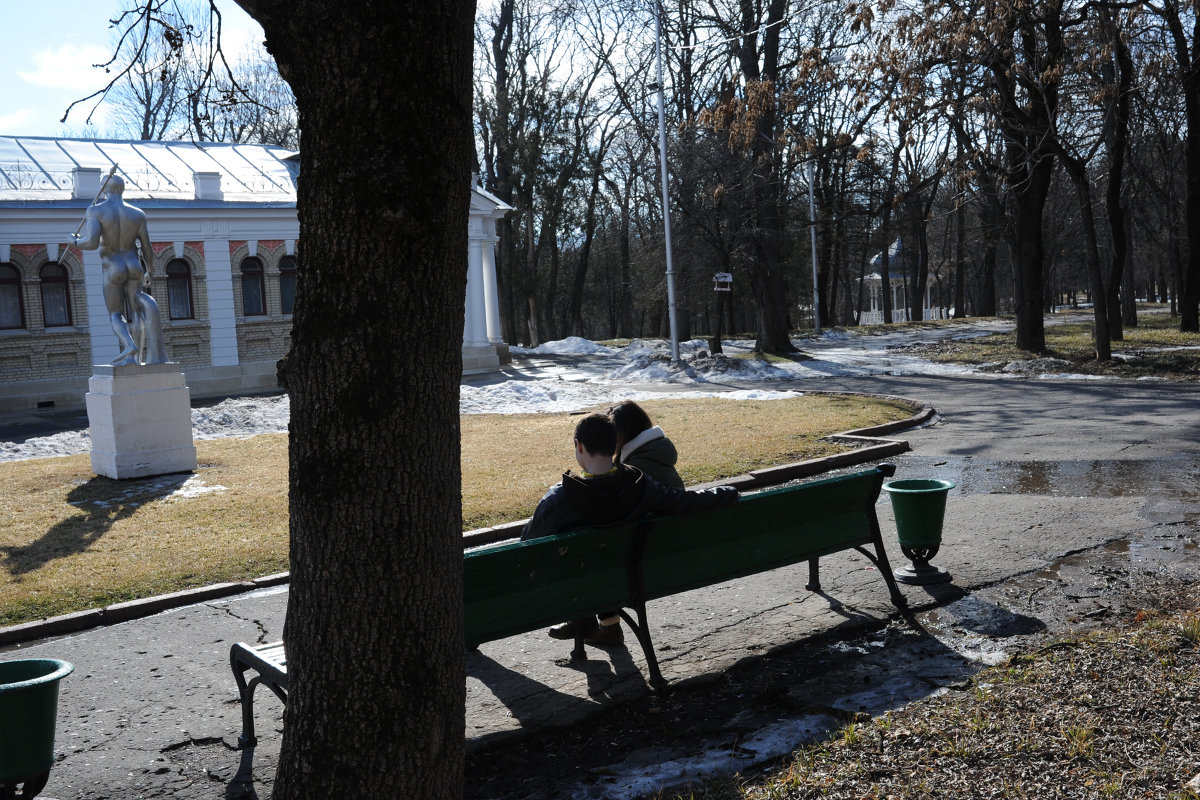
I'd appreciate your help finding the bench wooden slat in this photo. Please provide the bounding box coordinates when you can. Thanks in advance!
[463,523,641,646]
[641,471,883,600]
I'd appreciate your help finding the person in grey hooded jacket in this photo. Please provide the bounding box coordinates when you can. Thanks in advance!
[608,399,684,489]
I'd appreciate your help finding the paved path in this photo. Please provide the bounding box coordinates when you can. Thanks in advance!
[4,365,1200,798]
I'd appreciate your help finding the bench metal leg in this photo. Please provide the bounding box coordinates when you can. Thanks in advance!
[0,769,49,800]
[854,543,909,608]
[570,618,588,661]
[619,606,668,691]
[237,675,263,749]
[230,648,261,748]
[230,644,289,750]
[805,557,821,591]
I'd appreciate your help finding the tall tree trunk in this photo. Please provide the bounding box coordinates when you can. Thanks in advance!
[618,199,633,338]
[488,0,518,345]
[1061,155,1113,360]
[977,203,1000,316]
[913,217,930,322]
[567,166,604,336]
[954,193,966,317]
[524,212,538,344]
[1103,7,1133,341]
[1159,0,1200,330]
[544,234,560,342]
[247,1,473,797]
[738,0,797,353]
[1007,152,1053,351]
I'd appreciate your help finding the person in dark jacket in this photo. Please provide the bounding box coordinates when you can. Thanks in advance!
[521,412,738,645]
[608,399,684,488]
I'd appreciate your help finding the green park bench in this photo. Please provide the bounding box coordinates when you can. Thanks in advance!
[229,463,906,747]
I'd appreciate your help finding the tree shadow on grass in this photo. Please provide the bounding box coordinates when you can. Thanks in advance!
[1,472,192,576]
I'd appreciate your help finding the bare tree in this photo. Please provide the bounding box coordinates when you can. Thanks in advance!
[71,1,296,148]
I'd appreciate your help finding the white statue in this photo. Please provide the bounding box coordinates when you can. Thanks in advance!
[73,173,168,366]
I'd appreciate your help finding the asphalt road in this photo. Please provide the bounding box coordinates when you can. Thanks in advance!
[4,367,1199,799]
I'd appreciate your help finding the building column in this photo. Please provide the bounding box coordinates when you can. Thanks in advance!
[464,230,489,348]
[203,222,239,367]
[481,235,503,345]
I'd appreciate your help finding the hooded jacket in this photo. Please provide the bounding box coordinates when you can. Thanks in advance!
[520,464,737,541]
[617,426,684,489]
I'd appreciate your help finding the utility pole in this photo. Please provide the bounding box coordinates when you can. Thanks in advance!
[652,0,680,362]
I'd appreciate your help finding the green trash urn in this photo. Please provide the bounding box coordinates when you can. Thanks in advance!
[884,478,955,585]
[0,658,74,799]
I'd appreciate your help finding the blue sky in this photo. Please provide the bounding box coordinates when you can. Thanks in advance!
[1,0,264,138]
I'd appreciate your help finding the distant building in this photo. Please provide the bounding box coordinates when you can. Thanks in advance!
[0,135,511,413]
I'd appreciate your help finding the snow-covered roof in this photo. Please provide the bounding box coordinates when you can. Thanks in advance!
[470,173,513,217]
[868,237,910,277]
[0,135,298,205]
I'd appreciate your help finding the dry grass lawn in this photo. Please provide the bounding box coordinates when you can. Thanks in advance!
[0,394,914,627]
[907,308,1200,379]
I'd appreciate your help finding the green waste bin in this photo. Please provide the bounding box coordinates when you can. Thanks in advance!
[0,658,74,798]
[884,478,955,584]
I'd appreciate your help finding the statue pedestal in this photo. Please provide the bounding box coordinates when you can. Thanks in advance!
[86,363,197,480]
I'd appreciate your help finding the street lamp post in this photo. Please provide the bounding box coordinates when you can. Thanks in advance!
[652,0,681,363]
[808,160,821,334]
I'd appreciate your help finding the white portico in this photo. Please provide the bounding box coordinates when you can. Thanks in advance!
[464,175,513,371]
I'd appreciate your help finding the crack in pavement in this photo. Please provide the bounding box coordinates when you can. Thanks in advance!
[206,602,271,643]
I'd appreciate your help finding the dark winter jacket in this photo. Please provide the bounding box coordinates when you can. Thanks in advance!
[617,426,684,489]
[520,464,737,541]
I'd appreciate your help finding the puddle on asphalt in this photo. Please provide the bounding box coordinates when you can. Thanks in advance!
[889,454,1200,501]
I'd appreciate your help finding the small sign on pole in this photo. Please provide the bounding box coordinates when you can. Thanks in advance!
[713,272,732,292]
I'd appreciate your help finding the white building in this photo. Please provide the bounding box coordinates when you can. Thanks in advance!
[0,135,511,412]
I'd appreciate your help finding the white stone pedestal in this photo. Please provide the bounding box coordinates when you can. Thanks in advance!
[86,363,198,480]
[462,343,501,373]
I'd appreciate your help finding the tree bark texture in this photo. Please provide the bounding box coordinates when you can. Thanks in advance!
[237,2,474,798]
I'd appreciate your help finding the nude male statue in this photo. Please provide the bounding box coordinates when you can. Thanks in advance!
[73,175,168,366]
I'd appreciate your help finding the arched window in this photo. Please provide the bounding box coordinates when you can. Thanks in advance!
[278,256,297,315]
[166,259,194,319]
[40,263,71,327]
[0,264,24,330]
[240,257,265,316]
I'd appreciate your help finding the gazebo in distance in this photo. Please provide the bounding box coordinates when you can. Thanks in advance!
[857,237,947,324]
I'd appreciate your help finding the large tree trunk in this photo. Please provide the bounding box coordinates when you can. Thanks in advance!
[1103,6,1133,341]
[953,194,966,318]
[1007,152,1053,352]
[566,167,603,336]
[1062,156,1113,361]
[1183,87,1200,331]
[1158,0,1200,330]
[618,197,633,338]
[487,0,518,345]
[243,2,473,798]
